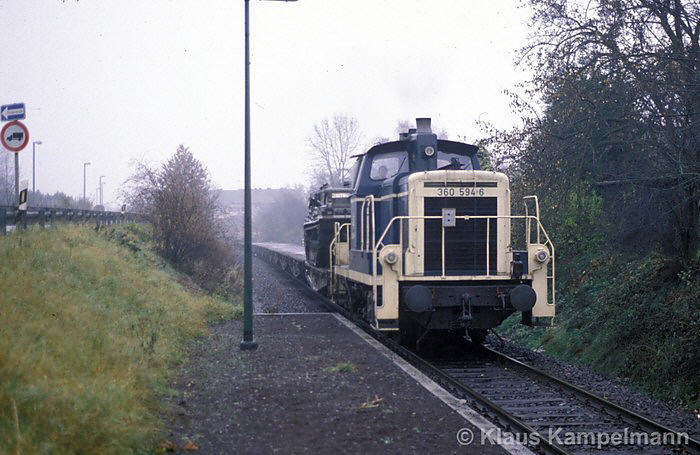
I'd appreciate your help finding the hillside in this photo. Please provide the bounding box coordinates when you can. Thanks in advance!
[0,224,240,453]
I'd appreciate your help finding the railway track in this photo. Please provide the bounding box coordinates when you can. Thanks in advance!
[430,346,698,454]
[255,247,699,455]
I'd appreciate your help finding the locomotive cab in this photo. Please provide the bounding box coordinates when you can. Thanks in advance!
[329,118,555,346]
[304,185,351,268]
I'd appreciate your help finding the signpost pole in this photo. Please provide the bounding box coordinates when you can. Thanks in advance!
[14,153,19,202]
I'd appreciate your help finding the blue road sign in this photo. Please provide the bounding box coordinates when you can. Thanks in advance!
[1,103,25,122]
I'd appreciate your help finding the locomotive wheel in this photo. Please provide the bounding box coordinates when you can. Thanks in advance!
[467,328,488,345]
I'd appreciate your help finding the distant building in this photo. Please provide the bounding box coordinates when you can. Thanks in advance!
[216,188,284,217]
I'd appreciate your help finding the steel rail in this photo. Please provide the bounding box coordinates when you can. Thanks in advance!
[481,346,700,455]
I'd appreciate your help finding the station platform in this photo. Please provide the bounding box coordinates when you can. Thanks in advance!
[165,313,530,454]
[254,242,306,262]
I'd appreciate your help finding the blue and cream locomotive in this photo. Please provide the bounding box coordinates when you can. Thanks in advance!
[317,118,555,346]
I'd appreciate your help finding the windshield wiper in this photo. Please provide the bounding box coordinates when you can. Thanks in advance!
[437,157,463,171]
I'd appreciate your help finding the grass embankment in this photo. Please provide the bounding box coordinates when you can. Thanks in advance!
[0,224,241,453]
[499,253,699,410]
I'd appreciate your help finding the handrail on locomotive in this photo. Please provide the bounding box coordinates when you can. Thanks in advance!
[359,195,375,252]
[329,221,351,296]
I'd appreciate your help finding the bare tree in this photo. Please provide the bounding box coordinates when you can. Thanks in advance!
[307,114,362,187]
[395,119,414,136]
[396,119,449,139]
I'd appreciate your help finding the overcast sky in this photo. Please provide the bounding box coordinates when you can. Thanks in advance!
[0,0,533,208]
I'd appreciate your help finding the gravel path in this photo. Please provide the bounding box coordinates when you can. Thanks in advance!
[484,334,700,440]
[162,257,507,453]
[163,314,507,454]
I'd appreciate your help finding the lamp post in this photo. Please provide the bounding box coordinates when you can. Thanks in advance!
[240,0,297,351]
[99,176,105,206]
[83,162,91,203]
[32,141,42,193]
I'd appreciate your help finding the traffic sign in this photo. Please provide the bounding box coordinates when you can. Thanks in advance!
[1,103,25,122]
[18,180,28,211]
[1,121,29,152]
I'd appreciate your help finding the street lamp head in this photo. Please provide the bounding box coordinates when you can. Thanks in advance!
[34,141,42,145]
[85,162,91,166]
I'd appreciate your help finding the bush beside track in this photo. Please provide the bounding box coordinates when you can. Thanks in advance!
[499,252,699,411]
[0,224,241,453]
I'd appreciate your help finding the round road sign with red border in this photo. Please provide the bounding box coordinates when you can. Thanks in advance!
[1,120,29,152]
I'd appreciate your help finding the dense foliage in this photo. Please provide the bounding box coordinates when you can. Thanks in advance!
[482,0,698,259]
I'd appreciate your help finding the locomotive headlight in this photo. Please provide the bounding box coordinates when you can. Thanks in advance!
[385,251,398,265]
[424,146,435,157]
[535,249,549,263]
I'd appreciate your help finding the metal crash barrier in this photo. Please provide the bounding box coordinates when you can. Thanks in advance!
[0,205,142,234]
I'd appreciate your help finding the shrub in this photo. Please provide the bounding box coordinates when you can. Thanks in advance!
[123,145,240,297]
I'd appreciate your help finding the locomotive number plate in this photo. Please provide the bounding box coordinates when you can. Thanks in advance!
[436,187,485,197]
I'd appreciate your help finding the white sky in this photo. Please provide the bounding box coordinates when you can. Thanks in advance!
[0,0,532,208]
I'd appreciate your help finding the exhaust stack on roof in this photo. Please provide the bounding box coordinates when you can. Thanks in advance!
[416,117,432,133]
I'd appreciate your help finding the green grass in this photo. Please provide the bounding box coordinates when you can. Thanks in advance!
[324,361,357,373]
[0,224,241,454]
[498,253,700,410]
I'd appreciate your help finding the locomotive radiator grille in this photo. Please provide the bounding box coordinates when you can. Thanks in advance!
[424,197,497,275]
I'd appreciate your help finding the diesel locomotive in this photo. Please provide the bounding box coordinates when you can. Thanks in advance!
[306,118,555,346]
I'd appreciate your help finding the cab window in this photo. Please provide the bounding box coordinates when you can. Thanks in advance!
[348,158,361,188]
[437,151,474,170]
[370,151,409,181]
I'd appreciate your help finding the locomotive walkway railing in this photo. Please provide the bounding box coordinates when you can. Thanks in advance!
[367,214,556,315]
[329,208,556,323]
[0,205,142,235]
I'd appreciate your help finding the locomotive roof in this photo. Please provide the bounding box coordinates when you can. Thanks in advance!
[313,186,352,194]
[351,139,479,158]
